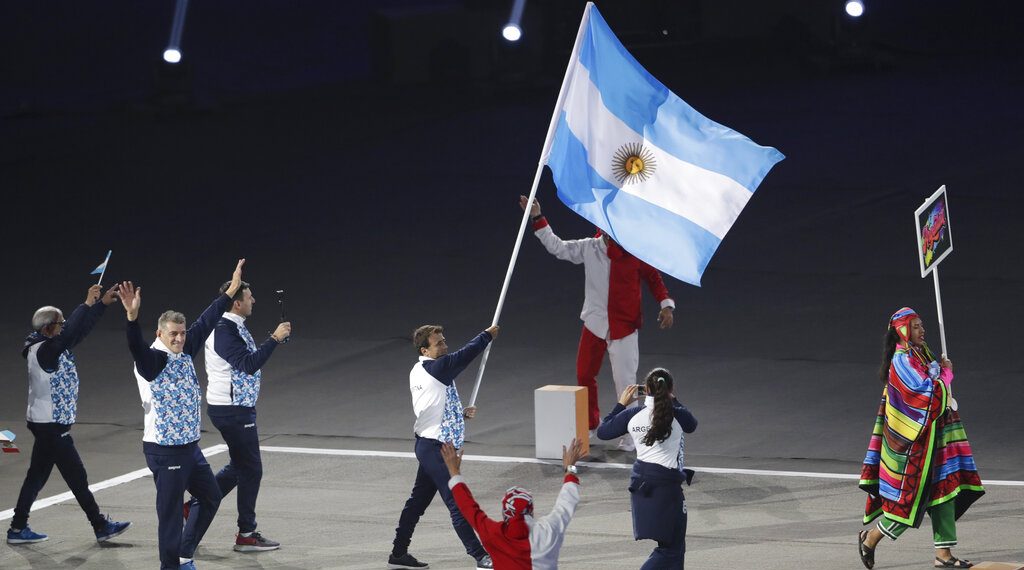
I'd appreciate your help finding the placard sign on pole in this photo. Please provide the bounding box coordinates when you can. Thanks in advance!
[914,185,956,408]
[914,185,953,356]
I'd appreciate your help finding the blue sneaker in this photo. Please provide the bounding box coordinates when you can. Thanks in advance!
[7,526,48,544]
[94,515,132,543]
[179,560,197,569]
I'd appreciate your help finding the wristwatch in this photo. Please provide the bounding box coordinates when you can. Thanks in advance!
[565,465,578,475]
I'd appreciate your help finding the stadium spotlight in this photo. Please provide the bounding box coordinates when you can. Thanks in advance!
[163,0,190,64]
[502,24,522,42]
[163,49,182,63]
[502,0,526,42]
[845,0,864,18]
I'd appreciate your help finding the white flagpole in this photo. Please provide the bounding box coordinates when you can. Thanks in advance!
[96,251,111,286]
[468,3,594,407]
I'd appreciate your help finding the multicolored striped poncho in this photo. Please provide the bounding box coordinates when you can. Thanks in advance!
[859,344,984,527]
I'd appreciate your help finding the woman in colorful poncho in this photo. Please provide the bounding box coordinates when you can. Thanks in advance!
[857,307,984,569]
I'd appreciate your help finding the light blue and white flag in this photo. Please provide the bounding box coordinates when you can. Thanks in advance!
[90,250,112,275]
[542,3,784,286]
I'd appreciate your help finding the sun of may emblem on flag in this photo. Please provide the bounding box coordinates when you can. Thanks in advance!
[611,142,657,184]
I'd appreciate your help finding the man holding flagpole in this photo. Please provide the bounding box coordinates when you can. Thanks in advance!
[7,284,132,545]
[521,196,674,451]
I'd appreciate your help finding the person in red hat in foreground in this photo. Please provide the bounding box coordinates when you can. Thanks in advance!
[440,439,584,570]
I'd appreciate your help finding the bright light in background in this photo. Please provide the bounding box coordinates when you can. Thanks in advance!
[845,0,864,18]
[502,0,526,42]
[163,0,190,64]
[502,24,522,42]
[163,48,182,63]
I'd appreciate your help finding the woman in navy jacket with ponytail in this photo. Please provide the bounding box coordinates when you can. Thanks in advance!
[597,368,698,569]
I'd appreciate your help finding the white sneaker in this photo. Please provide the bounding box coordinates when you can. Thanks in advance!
[617,437,635,452]
[588,429,599,443]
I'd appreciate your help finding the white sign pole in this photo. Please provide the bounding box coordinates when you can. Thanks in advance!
[932,266,948,358]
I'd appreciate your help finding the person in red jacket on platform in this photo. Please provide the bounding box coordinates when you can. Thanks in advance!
[520,196,675,451]
[441,439,584,570]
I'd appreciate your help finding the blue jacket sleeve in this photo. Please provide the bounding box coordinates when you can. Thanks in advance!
[214,321,279,375]
[596,403,643,440]
[671,399,698,433]
[184,294,233,357]
[36,303,106,371]
[127,320,167,381]
[421,331,492,386]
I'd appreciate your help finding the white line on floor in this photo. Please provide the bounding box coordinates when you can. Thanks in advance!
[5,442,1020,521]
[0,444,228,522]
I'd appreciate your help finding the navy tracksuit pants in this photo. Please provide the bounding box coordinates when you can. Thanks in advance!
[392,436,486,560]
[188,405,262,533]
[11,422,105,531]
[145,442,221,570]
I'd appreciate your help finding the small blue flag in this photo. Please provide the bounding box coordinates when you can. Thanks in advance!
[90,250,112,275]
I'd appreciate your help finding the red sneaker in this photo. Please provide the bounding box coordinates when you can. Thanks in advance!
[234,531,280,552]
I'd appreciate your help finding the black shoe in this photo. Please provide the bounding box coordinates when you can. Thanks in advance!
[388,553,429,569]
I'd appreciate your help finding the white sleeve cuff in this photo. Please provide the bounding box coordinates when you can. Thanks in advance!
[660,299,675,310]
[447,474,466,489]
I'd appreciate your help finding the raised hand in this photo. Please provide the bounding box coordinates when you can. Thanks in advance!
[562,437,584,472]
[101,285,119,306]
[519,195,541,217]
[225,259,246,298]
[485,325,500,339]
[440,442,463,477]
[84,284,102,306]
[618,384,639,406]
[116,281,141,321]
[272,322,291,343]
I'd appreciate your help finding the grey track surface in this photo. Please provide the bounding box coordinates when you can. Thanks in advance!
[3,6,1024,568]
[2,444,1023,569]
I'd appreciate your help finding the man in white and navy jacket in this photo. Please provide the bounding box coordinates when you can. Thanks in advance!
[7,284,131,545]
[388,324,499,570]
[185,279,290,552]
[520,196,675,451]
[117,259,245,570]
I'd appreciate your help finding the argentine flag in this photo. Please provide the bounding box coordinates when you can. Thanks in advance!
[543,3,784,286]
[90,250,111,275]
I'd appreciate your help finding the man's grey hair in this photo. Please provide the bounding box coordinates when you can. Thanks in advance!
[32,306,63,331]
[158,310,187,331]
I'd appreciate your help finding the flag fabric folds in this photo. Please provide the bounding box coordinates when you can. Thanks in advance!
[542,3,784,286]
[90,250,111,275]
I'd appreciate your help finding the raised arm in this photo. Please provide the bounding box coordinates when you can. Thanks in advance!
[596,385,642,440]
[520,195,589,264]
[213,321,280,375]
[422,327,497,386]
[671,399,698,433]
[441,443,501,541]
[117,281,166,381]
[184,259,244,356]
[36,285,116,369]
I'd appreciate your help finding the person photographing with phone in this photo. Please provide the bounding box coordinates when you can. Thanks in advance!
[596,368,697,569]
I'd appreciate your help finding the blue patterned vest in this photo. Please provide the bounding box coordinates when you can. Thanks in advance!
[50,351,80,424]
[151,353,202,445]
[437,384,465,449]
[230,322,262,407]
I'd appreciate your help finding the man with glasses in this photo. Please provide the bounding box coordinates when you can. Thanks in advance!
[7,284,132,545]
